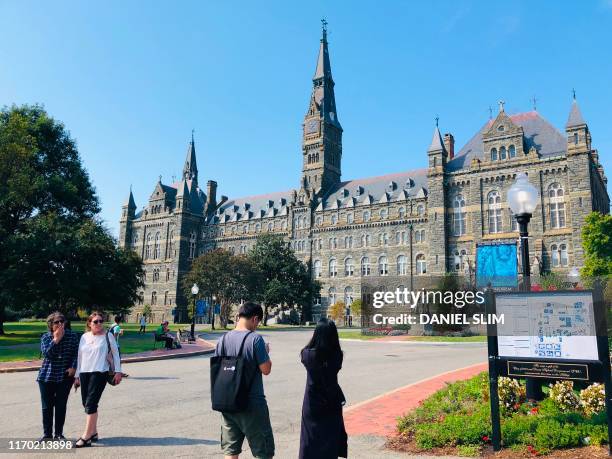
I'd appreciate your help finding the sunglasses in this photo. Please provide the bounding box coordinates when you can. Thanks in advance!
[91,320,104,325]
[53,320,65,325]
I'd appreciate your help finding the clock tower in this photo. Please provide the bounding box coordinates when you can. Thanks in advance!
[301,20,343,196]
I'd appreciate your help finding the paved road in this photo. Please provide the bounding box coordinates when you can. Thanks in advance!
[0,330,486,458]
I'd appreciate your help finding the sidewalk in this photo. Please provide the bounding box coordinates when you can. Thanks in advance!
[0,337,215,373]
[344,362,488,437]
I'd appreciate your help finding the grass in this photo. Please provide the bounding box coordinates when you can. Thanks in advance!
[0,321,188,363]
[337,331,381,340]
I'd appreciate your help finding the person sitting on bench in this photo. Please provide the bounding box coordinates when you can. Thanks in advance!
[155,321,178,350]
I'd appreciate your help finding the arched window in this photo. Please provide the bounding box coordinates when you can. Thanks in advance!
[509,145,516,158]
[380,209,388,220]
[363,211,371,222]
[361,257,370,276]
[344,287,353,307]
[548,183,566,228]
[491,148,498,161]
[154,232,161,259]
[551,243,569,267]
[132,232,139,247]
[574,132,579,145]
[453,195,466,236]
[152,268,159,282]
[379,232,388,246]
[329,258,337,277]
[344,257,354,276]
[500,146,507,160]
[415,229,426,243]
[328,287,336,306]
[416,204,425,216]
[164,291,169,306]
[378,256,388,276]
[331,214,338,225]
[316,217,322,226]
[189,231,196,259]
[487,191,503,233]
[151,291,157,306]
[361,234,370,247]
[397,255,407,275]
[145,233,152,260]
[416,254,427,275]
[281,221,287,231]
[267,222,273,231]
[166,267,170,281]
[398,207,406,218]
[346,213,354,224]
[313,260,322,278]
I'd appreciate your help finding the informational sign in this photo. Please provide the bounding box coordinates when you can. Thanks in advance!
[506,360,589,380]
[495,291,598,361]
[476,243,518,289]
[195,300,208,316]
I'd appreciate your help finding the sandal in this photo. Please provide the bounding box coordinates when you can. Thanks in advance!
[75,436,93,448]
[91,433,99,442]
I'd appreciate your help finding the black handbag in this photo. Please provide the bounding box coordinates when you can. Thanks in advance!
[104,331,118,386]
[210,331,253,413]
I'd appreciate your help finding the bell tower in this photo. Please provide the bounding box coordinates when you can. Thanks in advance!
[301,20,343,196]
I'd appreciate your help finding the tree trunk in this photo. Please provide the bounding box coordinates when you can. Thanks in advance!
[263,304,268,326]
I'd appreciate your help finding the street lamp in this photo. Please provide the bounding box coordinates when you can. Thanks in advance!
[507,173,540,400]
[211,294,217,331]
[190,283,199,341]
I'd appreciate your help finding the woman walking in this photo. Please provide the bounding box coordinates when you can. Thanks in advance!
[74,312,122,447]
[37,312,79,441]
[299,318,348,459]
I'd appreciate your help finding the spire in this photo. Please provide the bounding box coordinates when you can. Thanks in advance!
[428,120,445,152]
[182,131,198,185]
[309,20,340,129]
[566,92,586,128]
[314,19,331,80]
[124,187,136,209]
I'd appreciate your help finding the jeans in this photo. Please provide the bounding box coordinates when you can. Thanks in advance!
[38,379,73,437]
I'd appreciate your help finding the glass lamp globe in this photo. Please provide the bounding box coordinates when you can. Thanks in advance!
[191,283,199,296]
[507,173,539,216]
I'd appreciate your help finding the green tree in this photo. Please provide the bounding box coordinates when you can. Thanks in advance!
[0,105,142,332]
[329,301,345,323]
[248,234,320,325]
[581,212,612,278]
[142,304,152,321]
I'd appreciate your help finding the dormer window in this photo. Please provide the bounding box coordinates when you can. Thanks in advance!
[498,125,505,132]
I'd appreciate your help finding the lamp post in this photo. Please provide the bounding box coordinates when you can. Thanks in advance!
[190,283,199,341]
[211,294,217,331]
[507,172,540,400]
[408,223,414,291]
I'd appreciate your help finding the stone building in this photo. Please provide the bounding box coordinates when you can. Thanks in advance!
[119,26,609,323]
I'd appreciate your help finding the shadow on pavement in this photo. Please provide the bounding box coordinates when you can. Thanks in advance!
[127,377,180,381]
[98,436,219,447]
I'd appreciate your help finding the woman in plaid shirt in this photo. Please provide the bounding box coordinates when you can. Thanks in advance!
[37,312,79,441]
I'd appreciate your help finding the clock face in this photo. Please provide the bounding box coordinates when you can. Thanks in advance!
[305,119,319,134]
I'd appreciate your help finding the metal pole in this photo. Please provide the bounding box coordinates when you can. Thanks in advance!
[191,295,196,341]
[486,288,502,451]
[409,224,414,291]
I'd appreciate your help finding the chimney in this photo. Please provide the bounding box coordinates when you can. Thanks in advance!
[205,180,217,214]
[443,133,455,160]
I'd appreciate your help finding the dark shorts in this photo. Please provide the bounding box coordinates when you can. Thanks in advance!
[79,372,107,414]
[221,403,275,458]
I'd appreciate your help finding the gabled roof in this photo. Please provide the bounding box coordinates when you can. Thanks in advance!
[447,111,567,171]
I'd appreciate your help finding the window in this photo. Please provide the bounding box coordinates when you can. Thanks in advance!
[416,254,427,275]
[313,260,322,278]
[415,229,426,243]
[347,213,354,224]
[189,231,197,259]
[142,270,147,282]
[398,207,406,218]
[331,214,338,225]
[453,195,466,236]
[151,291,157,306]
[344,236,353,248]
[361,257,370,276]
[153,268,159,282]
[509,145,516,158]
[242,225,247,234]
[255,223,261,232]
[548,183,566,228]
[145,233,152,259]
[574,132,579,145]
[509,209,518,231]
[164,291,169,306]
[154,232,161,259]
[344,287,353,307]
[500,146,507,160]
[417,204,425,216]
[380,209,388,220]
[397,255,407,275]
[132,233,139,246]
[316,217,322,226]
[361,234,371,247]
[378,256,388,276]
[491,148,498,161]
[329,258,337,277]
[379,232,388,246]
[328,287,336,305]
[396,231,408,245]
[267,222,273,231]
[166,267,170,281]
[281,221,287,231]
[454,249,468,272]
[487,191,503,233]
[328,237,337,249]
[344,257,354,276]
[363,211,371,222]
[551,243,569,267]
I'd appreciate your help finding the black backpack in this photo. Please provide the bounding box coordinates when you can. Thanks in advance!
[210,331,254,413]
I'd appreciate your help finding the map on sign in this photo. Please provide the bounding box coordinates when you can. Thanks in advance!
[476,243,518,289]
[496,291,599,361]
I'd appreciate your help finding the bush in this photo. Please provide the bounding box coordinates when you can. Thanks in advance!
[534,419,582,450]
[498,377,526,412]
[501,413,539,446]
[580,383,606,416]
[549,380,580,412]
[415,405,490,448]
[456,444,480,457]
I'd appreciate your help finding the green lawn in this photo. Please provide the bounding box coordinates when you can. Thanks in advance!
[0,321,189,363]
[337,331,381,340]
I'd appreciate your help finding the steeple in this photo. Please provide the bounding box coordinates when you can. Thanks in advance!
[566,91,586,128]
[565,91,591,154]
[428,117,445,152]
[182,130,198,185]
[301,20,343,195]
[124,187,136,210]
[427,118,448,171]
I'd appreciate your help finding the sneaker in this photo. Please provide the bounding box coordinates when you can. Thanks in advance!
[54,434,66,441]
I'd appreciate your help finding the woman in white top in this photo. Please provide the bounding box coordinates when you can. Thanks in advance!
[74,312,122,447]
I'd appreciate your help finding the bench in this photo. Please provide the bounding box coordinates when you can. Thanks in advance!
[178,329,196,344]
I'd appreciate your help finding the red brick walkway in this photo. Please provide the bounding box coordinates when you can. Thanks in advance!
[0,338,215,373]
[344,362,488,437]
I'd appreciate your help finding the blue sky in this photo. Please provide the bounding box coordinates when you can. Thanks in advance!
[1,0,611,236]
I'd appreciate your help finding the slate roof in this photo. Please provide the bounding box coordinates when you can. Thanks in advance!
[566,100,586,128]
[211,189,292,224]
[446,111,567,171]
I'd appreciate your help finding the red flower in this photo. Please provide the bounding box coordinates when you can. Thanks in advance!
[482,435,489,442]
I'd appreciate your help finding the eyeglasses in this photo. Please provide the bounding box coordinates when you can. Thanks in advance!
[91,320,104,325]
[53,320,65,325]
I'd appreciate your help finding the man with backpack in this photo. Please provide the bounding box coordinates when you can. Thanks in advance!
[210,302,274,459]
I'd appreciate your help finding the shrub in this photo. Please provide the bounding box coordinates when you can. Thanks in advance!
[498,377,526,412]
[456,444,480,457]
[549,380,580,412]
[580,383,606,416]
[501,413,539,446]
[534,419,582,450]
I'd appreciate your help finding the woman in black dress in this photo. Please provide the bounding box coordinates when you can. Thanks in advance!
[299,318,348,459]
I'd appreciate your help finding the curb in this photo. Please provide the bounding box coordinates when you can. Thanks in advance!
[0,338,215,374]
[339,338,486,346]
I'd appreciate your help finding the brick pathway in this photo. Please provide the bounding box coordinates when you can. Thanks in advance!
[344,362,488,437]
[0,337,215,373]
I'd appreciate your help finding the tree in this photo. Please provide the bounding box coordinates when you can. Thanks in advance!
[248,234,320,325]
[581,212,612,278]
[329,301,345,324]
[350,298,363,327]
[142,304,152,321]
[183,249,259,328]
[0,105,142,332]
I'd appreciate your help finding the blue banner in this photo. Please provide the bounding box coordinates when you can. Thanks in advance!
[195,300,208,316]
[476,243,518,289]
